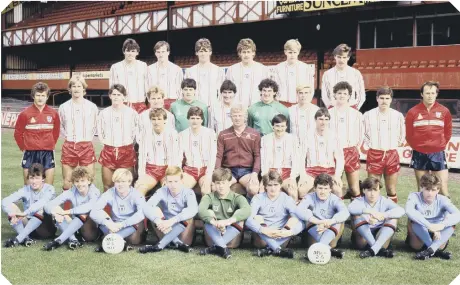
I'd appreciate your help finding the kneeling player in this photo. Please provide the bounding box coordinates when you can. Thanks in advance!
[296,173,349,259]
[43,167,101,250]
[246,171,304,258]
[348,177,404,258]
[198,168,251,259]
[2,163,56,247]
[406,173,460,260]
[90,169,146,252]
[139,167,197,253]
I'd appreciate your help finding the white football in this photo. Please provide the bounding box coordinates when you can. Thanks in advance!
[307,243,331,264]
[102,233,125,254]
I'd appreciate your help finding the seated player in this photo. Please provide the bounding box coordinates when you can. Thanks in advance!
[198,168,251,259]
[43,167,101,250]
[248,78,290,136]
[139,167,198,253]
[246,170,304,258]
[348,177,404,258]
[296,173,349,259]
[135,108,180,196]
[89,169,146,252]
[208,80,238,135]
[179,107,217,196]
[288,83,319,141]
[2,163,56,247]
[406,173,460,260]
[260,114,299,201]
[298,108,344,198]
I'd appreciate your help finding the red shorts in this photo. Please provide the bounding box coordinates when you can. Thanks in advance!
[270,168,292,181]
[61,141,96,167]
[146,164,168,181]
[164,99,177,111]
[305,166,335,178]
[343,146,361,173]
[125,102,149,114]
[366,149,400,176]
[98,144,136,169]
[279,101,295,108]
[183,166,207,182]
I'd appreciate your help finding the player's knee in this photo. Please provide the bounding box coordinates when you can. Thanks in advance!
[253,215,265,225]
[247,184,259,197]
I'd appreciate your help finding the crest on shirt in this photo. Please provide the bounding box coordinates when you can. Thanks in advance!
[30,117,36,123]
[244,73,250,79]
[435,112,441,118]
[417,113,423,120]
[213,204,219,212]
[319,142,325,147]
[47,116,52,123]
[119,204,126,212]
[320,209,326,216]
[289,71,294,77]
[193,141,198,147]
[227,206,233,212]
[424,210,431,216]
[269,206,275,213]
[276,146,282,152]
[340,117,345,123]
[246,134,251,139]
[156,141,162,146]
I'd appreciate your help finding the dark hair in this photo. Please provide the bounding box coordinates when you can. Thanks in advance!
[181,78,197,90]
[30,82,50,99]
[71,166,93,183]
[420,173,441,190]
[187,106,204,121]
[271,114,288,126]
[109,84,127,96]
[332,43,352,57]
[258,78,279,94]
[28,163,45,179]
[333,81,352,95]
[149,108,167,120]
[420,81,440,94]
[195,38,212,53]
[220,80,237,94]
[376,86,393,98]
[361,177,381,191]
[262,170,283,187]
[212,168,232,182]
[122,38,140,53]
[314,107,331,120]
[314,173,334,189]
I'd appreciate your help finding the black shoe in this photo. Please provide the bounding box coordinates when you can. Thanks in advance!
[330,248,344,259]
[68,240,83,250]
[4,238,19,248]
[94,245,104,253]
[23,237,36,247]
[256,247,273,257]
[124,243,134,252]
[200,246,217,255]
[138,244,162,254]
[176,243,192,253]
[434,250,452,260]
[43,240,61,251]
[274,248,294,259]
[376,248,394,258]
[221,247,232,259]
[415,248,434,260]
[166,242,178,249]
[359,248,375,259]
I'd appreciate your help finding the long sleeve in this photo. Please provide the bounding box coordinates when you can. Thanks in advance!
[321,73,332,108]
[356,71,366,110]
[198,194,214,223]
[231,195,251,222]
[121,193,145,228]
[444,111,452,143]
[362,112,370,148]
[2,188,26,215]
[58,106,66,138]
[44,190,72,214]
[398,112,406,147]
[89,192,111,225]
[170,132,181,167]
[215,133,224,169]
[70,187,101,215]
[176,68,184,99]
[295,196,314,222]
[13,112,27,151]
[260,137,268,175]
[245,195,263,233]
[132,112,139,143]
[441,199,460,227]
[53,112,61,145]
[225,65,234,82]
[290,136,299,179]
[96,111,104,144]
[348,199,365,216]
[143,188,167,224]
[247,107,254,129]
[203,107,209,129]
[205,130,217,177]
[333,142,345,177]
[356,113,364,148]
[208,106,214,130]
[405,111,414,148]
[299,141,307,180]
[175,190,198,222]
[253,133,261,174]
[332,199,350,224]
[405,194,430,227]
[144,63,149,93]
[109,65,116,88]
[383,199,405,219]
[24,187,56,216]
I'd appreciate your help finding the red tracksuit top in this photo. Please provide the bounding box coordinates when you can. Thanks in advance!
[14,104,60,151]
[405,101,452,154]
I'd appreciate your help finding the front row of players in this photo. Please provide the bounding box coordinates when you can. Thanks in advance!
[3,163,459,260]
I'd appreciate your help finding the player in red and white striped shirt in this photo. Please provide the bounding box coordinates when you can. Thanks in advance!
[208,80,237,135]
[225,38,270,107]
[329,81,363,200]
[148,41,184,110]
[135,108,180,196]
[363,86,405,203]
[97,84,139,192]
[321,44,366,110]
[274,39,315,107]
[288,83,319,141]
[109,38,149,114]
[179,107,217,196]
[298,108,344,198]
[185,38,224,108]
[59,75,98,196]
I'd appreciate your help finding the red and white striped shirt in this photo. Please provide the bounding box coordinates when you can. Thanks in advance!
[185,63,224,107]
[329,106,363,149]
[148,61,184,99]
[363,107,406,151]
[208,103,234,135]
[299,130,343,169]
[97,105,139,147]
[274,61,315,103]
[109,60,149,103]
[58,99,98,142]
[138,108,175,142]
[261,132,298,178]
[288,103,319,140]
[179,127,217,177]
[321,66,366,109]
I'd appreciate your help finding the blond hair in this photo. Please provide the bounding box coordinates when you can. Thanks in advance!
[237,38,256,54]
[68,75,88,91]
[112,168,133,183]
[296,83,313,93]
[165,166,183,178]
[71,166,93,183]
[284,39,301,52]
[147,85,165,99]
[230,104,248,117]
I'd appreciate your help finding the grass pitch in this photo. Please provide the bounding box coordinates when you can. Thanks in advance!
[1,128,459,285]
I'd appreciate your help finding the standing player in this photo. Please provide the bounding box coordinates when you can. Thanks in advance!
[274,39,315,107]
[139,167,197,253]
[59,75,98,203]
[109,38,149,113]
[405,81,452,197]
[248,79,289,136]
[97,84,139,192]
[14,82,60,185]
[328,81,363,200]
[148,41,184,110]
[260,115,299,201]
[43,167,101,250]
[2,163,56,247]
[363,87,405,203]
[298,108,344,198]
[90,168,146,251]
[225,38,270,107]
[348,177,405,258]
[170,78,208,133]
[208,80,238,135]
[135,108,180,196]
[296,173,350,259]
[321,43,366,110]
[288,84,319,141]
[185,38,224,107]
[216,105,261,198]
[246,171,304,258]
[198,168,251,259]
[179,107,217,196]
[406,173,459,260]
